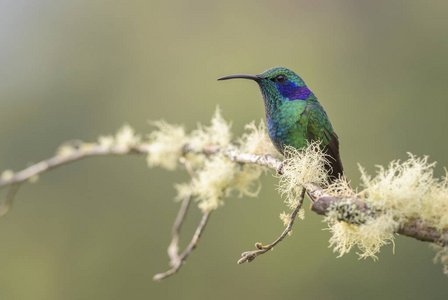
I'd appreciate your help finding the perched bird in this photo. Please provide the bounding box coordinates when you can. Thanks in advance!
[218,67,346,184]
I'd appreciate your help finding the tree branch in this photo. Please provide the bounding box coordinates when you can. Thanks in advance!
[397,220,448,246]
[0,143,153,188]
[1,142,447,254]
[167,193,192,267]
[153,210,212,281]
[311,196,448,246]
[237,188,306,264]
[0,143,153,216]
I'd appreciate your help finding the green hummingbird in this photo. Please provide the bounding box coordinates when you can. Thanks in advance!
[218,67,346,184]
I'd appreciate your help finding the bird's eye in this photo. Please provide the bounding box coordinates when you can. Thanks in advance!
[274,75,286,83]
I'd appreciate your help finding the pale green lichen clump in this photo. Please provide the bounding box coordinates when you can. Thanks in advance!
[359,155,448,230]
[1,170,15,181]
[432,244,448,275]
[278,143,329,209]
[326,213,396,260]
[146,121,186,170]
[146,107,274,212]
[238,120,279,157]
[326,198,371,225]
[56,124,142,158]
[115,124,141,148]
[188,107,233,150]
[276,143,329,225]
[325,154,448,267]
[191,154,237,211]
[189,156,266,212]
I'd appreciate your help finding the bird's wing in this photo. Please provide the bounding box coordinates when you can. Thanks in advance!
[307,104,345,183]
[323,130,345,182]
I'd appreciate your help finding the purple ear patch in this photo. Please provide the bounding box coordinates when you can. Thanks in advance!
[277,81,311,100]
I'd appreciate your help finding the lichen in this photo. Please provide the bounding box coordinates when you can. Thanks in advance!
[98,135,114,149]
[431,244,448,275]
[238,120,279,157]
[56,144,77,157]
[278,142,329,210]
[146,121,186,171]
[173,182,192,202]
[326,213,396,260]
[115,124,140,148]
[325,177,356,197]
[145,107,266,213]
[326,198,372,225]
[1,170,14,181]
[191,154,237,212]
[188,107,232,150]
[234,164,263,198]
[325,154,448,263]
[359,154,448,231]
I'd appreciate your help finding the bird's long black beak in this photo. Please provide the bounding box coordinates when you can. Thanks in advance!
[217,74,261,82]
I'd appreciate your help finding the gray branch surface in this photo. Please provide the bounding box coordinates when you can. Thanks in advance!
[310,196,448,246]
[1,142,447,253]
[153,210,212,281]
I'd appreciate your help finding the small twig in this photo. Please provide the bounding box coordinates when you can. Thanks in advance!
[0,143,153,189]
[0,183,22,216]
[153,210,212,281]
[165,159,197,267]
[238,188,306,264]
[167,193,192,266]
[0,143,153,214]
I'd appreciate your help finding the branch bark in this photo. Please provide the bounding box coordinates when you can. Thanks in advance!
[0,143,153,188]
[153,210,212,281]
[311,196,448,246]
[167,193,192,267]
[1,142,447,250]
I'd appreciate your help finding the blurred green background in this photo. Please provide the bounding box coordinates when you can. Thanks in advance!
[1,0,448,299]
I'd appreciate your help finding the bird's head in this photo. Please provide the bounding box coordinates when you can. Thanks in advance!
[218,67,314,106]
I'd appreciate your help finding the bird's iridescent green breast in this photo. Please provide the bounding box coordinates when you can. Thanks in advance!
[266,98,334,154]
[266,100,307,153]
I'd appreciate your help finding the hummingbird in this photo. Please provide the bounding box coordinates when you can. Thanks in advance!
[218,67,346,184]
